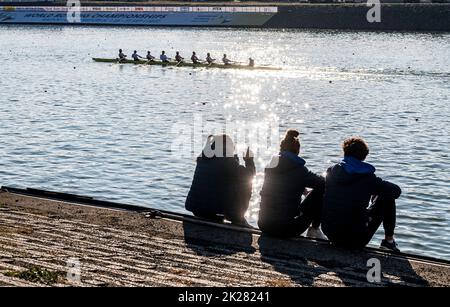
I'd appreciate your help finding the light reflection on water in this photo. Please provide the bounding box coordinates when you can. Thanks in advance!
[0,25,449,260]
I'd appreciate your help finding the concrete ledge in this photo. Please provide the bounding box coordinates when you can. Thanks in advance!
[0,190,448,286]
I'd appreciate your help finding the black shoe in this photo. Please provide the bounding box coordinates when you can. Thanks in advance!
[380,239,400,252]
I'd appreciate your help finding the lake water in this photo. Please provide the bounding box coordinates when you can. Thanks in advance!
[0,25,449,260]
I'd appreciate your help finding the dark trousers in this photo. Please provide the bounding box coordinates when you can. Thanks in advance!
[299,188,323,229]
[366,195,396,239]
[258,188,324,238]
[327,195,396,247]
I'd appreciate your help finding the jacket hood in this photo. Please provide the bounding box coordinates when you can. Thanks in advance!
[281,151,306,166]
[340,156,375,175]
[266,151,306,172]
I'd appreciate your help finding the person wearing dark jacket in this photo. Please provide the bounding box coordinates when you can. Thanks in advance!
[185,134,255,226]
[258,130,326,239]
[322,137,402,251]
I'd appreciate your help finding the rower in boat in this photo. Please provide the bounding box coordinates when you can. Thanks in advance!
[249,57,255,67]
[222,54,232,65]
[160,51,170,63]
[118,49,127,62]
[175,51,184,63]
[191,52,201,64]
[132,50,144,62]
[206,53,216,65]
[146,51,155,62]
[93,57,281,71]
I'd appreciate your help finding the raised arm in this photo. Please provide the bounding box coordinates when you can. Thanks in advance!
[239,147,256,178]
[301,166,325,192]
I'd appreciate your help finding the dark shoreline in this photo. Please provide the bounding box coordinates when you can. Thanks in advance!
[1,2,449,31]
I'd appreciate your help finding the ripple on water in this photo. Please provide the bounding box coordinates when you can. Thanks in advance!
[0,26,449,260]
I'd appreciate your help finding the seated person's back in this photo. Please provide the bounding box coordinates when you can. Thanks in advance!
[322,137,402,250]
[185,134,255,225]
[258,130,325,239]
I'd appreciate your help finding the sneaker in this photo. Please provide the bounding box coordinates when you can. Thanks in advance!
[306,226,328,240]
[380,239,401,252]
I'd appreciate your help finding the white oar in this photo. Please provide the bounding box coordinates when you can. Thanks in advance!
[175,59,185,67]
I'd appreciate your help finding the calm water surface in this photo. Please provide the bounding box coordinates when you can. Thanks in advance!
[0,25,449,260]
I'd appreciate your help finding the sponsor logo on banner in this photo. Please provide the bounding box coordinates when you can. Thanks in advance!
[0,6,278,26]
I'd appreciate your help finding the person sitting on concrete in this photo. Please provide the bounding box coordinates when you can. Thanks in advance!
[258,129,326,239]
[321,137,402,252]
[185,134,255,226]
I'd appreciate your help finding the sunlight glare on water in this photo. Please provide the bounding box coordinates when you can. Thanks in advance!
[0,25,449,260]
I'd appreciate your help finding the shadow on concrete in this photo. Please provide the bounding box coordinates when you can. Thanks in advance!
[258,234,430,287]
[257,234,320,286]
[182,220,256,257]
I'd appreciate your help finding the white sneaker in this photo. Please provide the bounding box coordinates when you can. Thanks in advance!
[306,226,328,240]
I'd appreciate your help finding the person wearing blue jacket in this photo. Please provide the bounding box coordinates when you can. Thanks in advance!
[322,137,402,251]
[185,134,255,226]
[258,130,326,239]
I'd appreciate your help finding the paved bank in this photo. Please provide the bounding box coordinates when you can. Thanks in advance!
[0,189,448,287]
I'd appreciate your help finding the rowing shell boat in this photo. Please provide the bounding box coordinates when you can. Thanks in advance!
[92,58,281,71]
